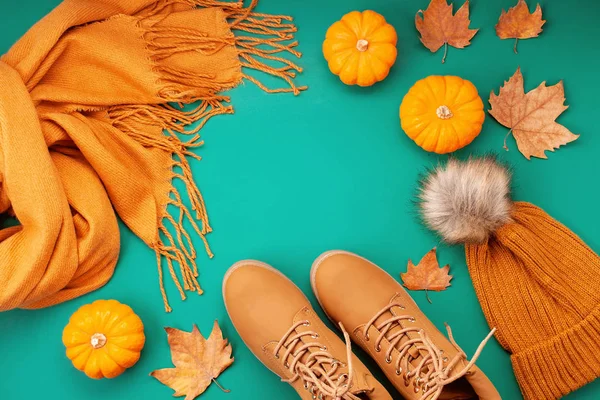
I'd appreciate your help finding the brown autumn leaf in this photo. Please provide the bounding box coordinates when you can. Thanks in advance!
[415,0,478,63]
[489,68,579,160]
[496,0,545,53]
[151,321,234,400]
[401,247,452,302]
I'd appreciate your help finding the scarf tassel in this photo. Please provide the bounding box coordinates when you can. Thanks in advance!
[107,0,305,312]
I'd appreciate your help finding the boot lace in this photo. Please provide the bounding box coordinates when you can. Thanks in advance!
[274,320,366,400]
[363,303,496,400]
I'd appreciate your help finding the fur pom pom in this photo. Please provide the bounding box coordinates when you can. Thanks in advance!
[418,156,513,244]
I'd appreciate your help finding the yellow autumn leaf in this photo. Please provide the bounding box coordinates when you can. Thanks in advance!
[151,321,234,400]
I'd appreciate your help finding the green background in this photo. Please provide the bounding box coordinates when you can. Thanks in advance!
[1,0,599,399]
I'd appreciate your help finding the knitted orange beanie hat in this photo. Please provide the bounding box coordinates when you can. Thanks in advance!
[418,156,600,400]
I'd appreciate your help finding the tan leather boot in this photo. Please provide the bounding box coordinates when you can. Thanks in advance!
[223,260,393,400]
[311,251,501,400]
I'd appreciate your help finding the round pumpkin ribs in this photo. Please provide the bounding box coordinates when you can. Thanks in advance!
[323,10,398,87]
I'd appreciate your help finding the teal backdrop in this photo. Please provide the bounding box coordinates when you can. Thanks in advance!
[1,0,599,399]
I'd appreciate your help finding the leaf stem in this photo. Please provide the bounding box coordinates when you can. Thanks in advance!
[503,129,513,151]
[425,289,432,304]
[514,38,518,54]
[212,378,230,393]
[442,42,448,64]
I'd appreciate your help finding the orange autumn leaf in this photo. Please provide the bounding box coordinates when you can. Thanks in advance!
[401,248,452,297]
[496,0,545,53]
[489,68,579,160]
[415,0,478,63]
[151,321,234,400]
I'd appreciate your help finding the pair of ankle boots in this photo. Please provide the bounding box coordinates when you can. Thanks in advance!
[223,250,501,400]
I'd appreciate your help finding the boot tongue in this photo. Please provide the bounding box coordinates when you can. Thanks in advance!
[292,312,372,396]
[348,370,373,395]
[293,353,372,397]
[435,361,478,400]
[300,348,372,396]
[436,378,477,400]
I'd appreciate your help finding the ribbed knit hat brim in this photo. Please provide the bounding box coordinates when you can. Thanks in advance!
[511,305,600,400]
[466,202,600,400]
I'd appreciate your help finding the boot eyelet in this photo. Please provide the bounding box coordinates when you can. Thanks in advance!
[318,394,324,400]
[303,321,310,327]
[304,383,309,390]
[414,386,420,393]
[320,346,327,351]
[364,333,370,341]
[442,356,449,362]
[398,304,406,310]
[395,368,402,375]
[439,349,444,354]
[375,345,381,352]
[408,317,416,323]
[285,362,289,368]
[311,333,319,339]
[385,356,392,364]
[274,354,280,359]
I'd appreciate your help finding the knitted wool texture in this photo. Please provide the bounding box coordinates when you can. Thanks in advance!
[0,0,304,312]
[468,203,600,400]
[419,158,600,400]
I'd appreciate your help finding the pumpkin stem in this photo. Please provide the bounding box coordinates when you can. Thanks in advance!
[212,378,231,393]
[436,105,453,120]
[90,333,107,349]
[356,39,369,52]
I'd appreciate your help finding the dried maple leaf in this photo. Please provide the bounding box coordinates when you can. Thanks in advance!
[489,68,579,160]
[151,321,234,400]
[401,247,452,303]
[415,0,478,63]
[496,0,545,53]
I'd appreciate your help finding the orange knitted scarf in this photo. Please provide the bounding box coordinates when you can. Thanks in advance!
[0,0,304,312]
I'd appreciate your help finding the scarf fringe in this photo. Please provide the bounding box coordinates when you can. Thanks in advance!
[108,0,305,312]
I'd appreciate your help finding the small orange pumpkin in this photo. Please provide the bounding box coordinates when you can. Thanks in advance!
[400,75,485,154]
[323,10,398,86]
[62,299,145,379]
